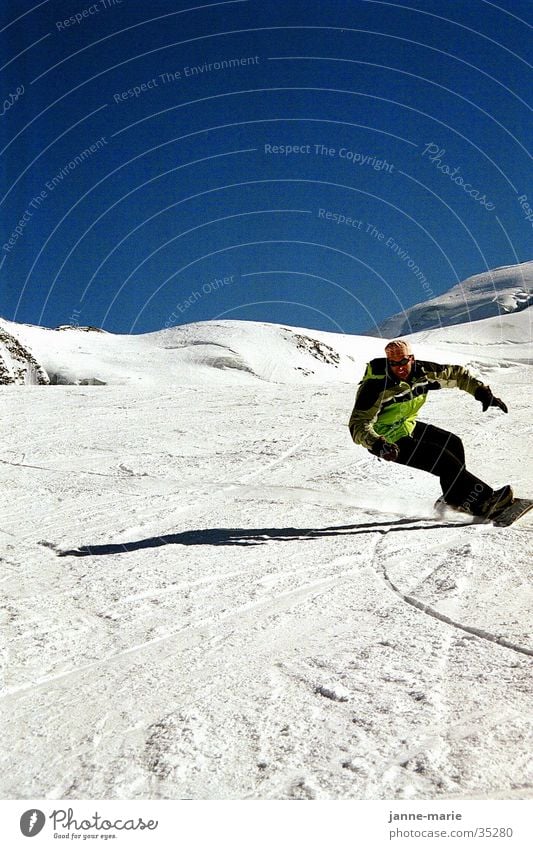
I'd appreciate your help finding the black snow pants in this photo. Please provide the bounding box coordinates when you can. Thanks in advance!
[393,422,493,514]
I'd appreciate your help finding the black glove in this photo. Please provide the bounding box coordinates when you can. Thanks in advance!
[475,386,508,413]
[371,437,400,461]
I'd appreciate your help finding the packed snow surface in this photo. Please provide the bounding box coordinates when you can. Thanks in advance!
[1,307,532,800]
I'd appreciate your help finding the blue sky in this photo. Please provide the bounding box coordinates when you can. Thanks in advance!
[1,0,531,335]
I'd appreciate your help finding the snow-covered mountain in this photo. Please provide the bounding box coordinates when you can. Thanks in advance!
[0,316,362,386]
[0,323,49,385]
[1,279,531,389]
[371,260,533,337]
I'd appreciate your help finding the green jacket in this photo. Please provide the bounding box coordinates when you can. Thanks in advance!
[348,358,485,449]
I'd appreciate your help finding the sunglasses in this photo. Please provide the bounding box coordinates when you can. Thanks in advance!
[387,355,412,367]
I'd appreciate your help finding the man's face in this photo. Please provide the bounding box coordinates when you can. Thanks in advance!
[387,354,414,380]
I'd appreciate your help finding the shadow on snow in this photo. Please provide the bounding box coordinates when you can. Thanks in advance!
[58,518,466,557]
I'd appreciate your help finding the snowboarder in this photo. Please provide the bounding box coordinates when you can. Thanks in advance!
[348,339,513,517]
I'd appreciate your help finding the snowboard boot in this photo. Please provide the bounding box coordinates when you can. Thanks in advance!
[433,495,473,516]
[433,495,448,514]
[479,485,514,519]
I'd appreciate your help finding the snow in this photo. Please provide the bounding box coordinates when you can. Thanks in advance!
[1,287,532,800]
[1,316,364,386]
[372,260,533,338]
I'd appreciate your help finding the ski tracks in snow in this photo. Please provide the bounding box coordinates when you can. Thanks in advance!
[367,525,532,796]
[371,529,533,658]
[2,383,532,799]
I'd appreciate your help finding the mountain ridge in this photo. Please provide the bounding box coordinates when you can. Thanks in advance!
[1,261,531,385]
[369,260,533,337]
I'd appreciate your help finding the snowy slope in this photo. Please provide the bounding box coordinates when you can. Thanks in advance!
[1,302,532,801]
[0,316,364,386]
[0,323,49,385]
[411,312,533,369]
[371,261,533,337]
[2,301,530,392]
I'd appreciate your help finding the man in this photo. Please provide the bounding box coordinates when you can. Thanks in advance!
[348,339,513,517]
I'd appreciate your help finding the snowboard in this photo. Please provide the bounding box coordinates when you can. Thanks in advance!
[489,497,533,527]
[434,496,533,527]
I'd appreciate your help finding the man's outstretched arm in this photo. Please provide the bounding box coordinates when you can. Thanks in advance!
[426,363,508,413]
